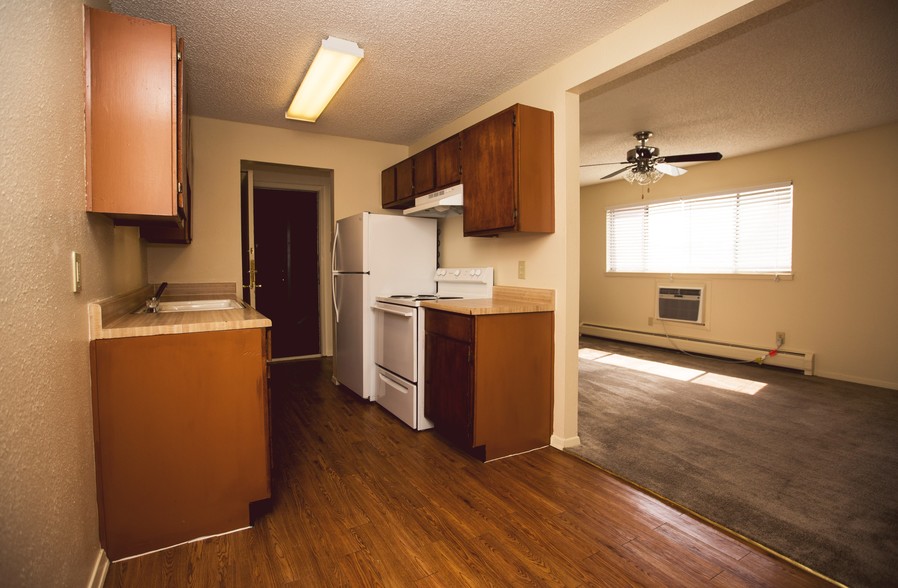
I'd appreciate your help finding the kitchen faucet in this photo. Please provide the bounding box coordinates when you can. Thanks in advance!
[145,282,168,313]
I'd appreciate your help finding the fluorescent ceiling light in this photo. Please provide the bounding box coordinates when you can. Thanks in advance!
[286,36,364,123]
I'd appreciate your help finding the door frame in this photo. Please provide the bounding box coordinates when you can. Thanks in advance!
[240,162,334,358]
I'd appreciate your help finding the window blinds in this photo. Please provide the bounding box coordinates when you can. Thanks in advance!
[606,183,793,274]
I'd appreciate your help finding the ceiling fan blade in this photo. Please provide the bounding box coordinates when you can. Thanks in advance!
[600,166,632,180]
[655,162,687,177]
[580,161,629,168]
[662,152,723,163]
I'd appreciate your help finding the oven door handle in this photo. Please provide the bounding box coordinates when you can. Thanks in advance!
[371,304,415,318]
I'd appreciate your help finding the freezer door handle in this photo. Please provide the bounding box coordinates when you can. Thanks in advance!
[331,221,340,274]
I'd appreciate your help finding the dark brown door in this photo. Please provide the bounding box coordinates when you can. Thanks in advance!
[252,189,320,359]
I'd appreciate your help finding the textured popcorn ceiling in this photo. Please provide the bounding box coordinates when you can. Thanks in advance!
[107,0,898,186]
[579,0,898,184]
[108,0,665,144]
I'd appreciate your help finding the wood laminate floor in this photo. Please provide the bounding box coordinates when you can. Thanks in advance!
[104,358,832,587]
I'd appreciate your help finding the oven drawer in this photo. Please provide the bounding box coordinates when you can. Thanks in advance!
[372,302,418,382]
[375,367,417,429]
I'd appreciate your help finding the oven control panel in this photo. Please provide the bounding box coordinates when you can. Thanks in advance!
[434,267,493,284]
[435,267,493,298]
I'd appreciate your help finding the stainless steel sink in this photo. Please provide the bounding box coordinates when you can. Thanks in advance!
[139,299,245,313]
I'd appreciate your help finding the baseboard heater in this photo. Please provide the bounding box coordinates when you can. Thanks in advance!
[580,323,814,375]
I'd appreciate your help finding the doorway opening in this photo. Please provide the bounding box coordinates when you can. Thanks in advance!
[240,161,333,361]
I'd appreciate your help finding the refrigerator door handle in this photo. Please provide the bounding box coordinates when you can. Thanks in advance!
[332,274,340,324]
[331,222,340,323]
[331,220,340,274]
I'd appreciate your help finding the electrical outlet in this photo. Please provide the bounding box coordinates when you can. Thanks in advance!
[71,251,82,293]
[518,260,526,279]
[776,331,785,347]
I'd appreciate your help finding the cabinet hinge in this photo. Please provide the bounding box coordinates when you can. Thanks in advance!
[513,208,518,220]
[512,111,517,127]
[468,348,472,363]
[177,182,183,194]
[177,51,182,62]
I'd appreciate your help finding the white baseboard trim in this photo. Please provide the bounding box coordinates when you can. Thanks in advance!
[580,323,815,375]
[111,525,252,563]
[87,549,109,588]
[551,434,581,449]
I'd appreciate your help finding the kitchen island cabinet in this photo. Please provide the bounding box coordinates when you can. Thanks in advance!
[89,326,270,560]
[460,104,554,237]
[84,7,189,240]
[424,308,553,461]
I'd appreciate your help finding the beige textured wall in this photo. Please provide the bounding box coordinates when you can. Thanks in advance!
[0,1,146,586]
[581,123,898,389]
[147,117,406,286]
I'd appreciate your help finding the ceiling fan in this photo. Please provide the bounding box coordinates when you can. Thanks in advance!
[583,131,722,184]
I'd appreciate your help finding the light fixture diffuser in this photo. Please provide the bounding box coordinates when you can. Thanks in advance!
[286,36,363,123]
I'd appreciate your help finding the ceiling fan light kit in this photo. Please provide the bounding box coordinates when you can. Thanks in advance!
[584,130,723,184]
[623,167,664,185]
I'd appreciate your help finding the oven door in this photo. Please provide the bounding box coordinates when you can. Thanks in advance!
[372,301,417,382]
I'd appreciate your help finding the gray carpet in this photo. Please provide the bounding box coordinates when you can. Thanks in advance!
[569,336,898,588]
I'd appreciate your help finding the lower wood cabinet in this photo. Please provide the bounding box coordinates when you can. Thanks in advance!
[89,327,271,560]
[424,310,553,461]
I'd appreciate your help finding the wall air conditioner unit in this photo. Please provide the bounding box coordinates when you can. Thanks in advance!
[657,286,704,324]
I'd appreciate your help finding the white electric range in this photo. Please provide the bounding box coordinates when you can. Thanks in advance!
[371,267,493,430]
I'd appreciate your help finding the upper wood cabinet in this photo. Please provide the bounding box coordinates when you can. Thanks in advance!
[395,157,415,202]
[434,134,462,188]
[461,104,554,237]
[413,148,436,196]
[84,7,187,233]
[381,133,463,210]
[380,166,397,208]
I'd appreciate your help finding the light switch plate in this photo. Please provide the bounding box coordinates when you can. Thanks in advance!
[72,251,82,293]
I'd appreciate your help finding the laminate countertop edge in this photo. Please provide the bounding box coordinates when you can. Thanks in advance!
[89,283,271,340]
[421,285,555,316]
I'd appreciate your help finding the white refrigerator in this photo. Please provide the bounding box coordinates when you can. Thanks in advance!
[331,212,437,400]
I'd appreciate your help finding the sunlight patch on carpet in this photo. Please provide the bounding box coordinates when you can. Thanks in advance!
[582,351,767,395]
[594,353,703,381]
[693,372,766,395]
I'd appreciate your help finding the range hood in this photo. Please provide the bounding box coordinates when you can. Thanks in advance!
[403,184,463,218]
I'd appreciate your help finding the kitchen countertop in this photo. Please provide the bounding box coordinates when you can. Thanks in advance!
[89,283,271,340]
[421,285,554,316]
